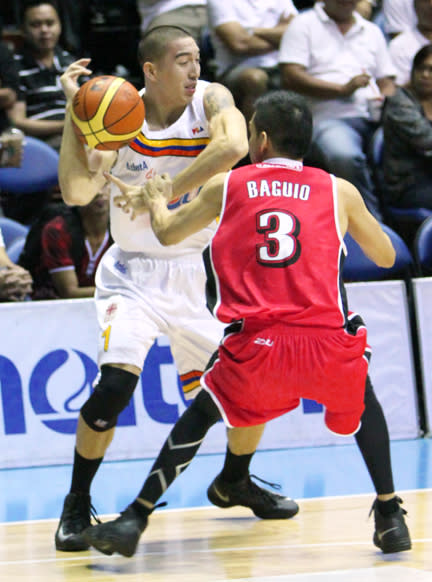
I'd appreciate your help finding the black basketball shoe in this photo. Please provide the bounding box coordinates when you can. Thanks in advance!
[207,473,299,519]
[55,492,99,551]
[82,505,149,557]
[372,496,412,553]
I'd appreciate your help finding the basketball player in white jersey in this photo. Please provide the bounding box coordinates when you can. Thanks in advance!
[54,26,299,552]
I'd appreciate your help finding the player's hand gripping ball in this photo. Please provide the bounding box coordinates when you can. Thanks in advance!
[71,76,145,150]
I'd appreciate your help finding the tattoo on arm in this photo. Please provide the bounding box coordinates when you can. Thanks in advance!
[204,84,235,118]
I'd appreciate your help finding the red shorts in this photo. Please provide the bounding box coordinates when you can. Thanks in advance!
[201,320,369,436]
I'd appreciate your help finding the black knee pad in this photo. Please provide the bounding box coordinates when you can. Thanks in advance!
[81,366,139,432]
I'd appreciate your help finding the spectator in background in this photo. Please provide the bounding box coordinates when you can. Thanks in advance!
[355,0,379,21]
[0,40,25,168]
[388,0,432,87]
[0,227,32,301]
[381,44,432,211]
[279,0,396,221]
[0,40,20,135]
[138,1,208,46]
[207,0,297,123]
[382,0,416,39]
[9,0,76,151]
[19,187,111,299]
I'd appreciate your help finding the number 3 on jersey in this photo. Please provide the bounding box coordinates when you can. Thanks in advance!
[256,209,301,267]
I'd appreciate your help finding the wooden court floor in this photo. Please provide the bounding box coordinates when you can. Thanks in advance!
[1,489,431,582]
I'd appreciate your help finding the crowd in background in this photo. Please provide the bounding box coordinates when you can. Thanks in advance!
[0,0,431,302]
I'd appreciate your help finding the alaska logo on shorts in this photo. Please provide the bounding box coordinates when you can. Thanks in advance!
[114,260,127,274]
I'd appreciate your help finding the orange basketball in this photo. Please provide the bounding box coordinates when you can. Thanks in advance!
[71,76,145,151]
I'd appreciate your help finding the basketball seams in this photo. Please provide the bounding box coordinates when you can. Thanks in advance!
[88,77,125,134]
[71,75,145,150]
[104,98,145,135]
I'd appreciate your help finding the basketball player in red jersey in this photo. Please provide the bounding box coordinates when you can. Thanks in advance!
[82,90,411,557]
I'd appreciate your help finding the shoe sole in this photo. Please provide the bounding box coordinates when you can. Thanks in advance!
[82,527,138,558]
[55,531,90,552]
[373,533,412,554]
[55,540,90,552]
[207,485,299,519]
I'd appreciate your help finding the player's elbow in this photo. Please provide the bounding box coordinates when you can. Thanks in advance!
[223,137,249,167]
[156,231,179,246]
[377,247,396,268]
[152,222,180,246]
[60,184,89,206]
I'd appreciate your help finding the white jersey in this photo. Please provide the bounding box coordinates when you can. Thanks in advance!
[110,79,217,258]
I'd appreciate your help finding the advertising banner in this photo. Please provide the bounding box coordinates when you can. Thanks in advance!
[0,280,420,468]
[412,277,432,432]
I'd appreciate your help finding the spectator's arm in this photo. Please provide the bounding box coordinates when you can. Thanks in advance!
[280,63,371,98]
[50,268,95,298]
[0,244,13,267]
[8,100,64,137]
[213,22,274,55]
[384,92,432,156]
[0,246,33,301]
[253,14,296,48]
[376,76,396,97]
[0,88,17,110]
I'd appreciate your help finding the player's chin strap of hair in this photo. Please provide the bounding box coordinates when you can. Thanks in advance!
[81,365,139,432]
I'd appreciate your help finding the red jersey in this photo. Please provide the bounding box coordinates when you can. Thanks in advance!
[204,159,347,328]
[33,215,111,299]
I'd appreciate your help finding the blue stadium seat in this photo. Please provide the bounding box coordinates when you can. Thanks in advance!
[343,223,414,282]
[414,215,432,276]
[0,136,59,194]
[0,216,29,247]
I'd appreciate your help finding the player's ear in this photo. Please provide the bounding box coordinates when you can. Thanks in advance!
[259,130,269,155]
[143,62,157,81]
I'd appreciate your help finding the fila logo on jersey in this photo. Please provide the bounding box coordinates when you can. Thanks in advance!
[254,338,274,347]
[192,126,204,135]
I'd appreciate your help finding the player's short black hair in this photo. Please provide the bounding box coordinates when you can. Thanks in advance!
[137,25,194,68]
[21,0,60,21]
[253,90,313,159]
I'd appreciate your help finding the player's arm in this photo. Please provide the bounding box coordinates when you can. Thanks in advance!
[171,83,248,198]
[107,172,226,245]
[58,59,116,206]
[337,177,395,268]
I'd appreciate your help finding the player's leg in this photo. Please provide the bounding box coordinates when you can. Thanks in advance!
[169,263,299,519]
[55,248,161,551]
[82,389,222,557]
[355,375,411,553]
[55,362,142,551]
[207,424,298,519]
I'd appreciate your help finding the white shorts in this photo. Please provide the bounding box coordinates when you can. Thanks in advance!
[95,244,225,398]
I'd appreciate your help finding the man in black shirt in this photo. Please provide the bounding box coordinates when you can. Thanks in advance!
[9,0,75,150]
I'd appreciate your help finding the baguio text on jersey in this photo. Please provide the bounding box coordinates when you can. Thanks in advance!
[246,180,311,200]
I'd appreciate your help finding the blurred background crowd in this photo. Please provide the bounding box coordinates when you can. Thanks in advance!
[0,0,431,302]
